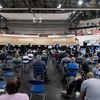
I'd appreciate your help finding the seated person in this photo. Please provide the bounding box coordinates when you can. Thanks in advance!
[60,54,71,74]
[12,53,22,67]
[93,53,98,61]
[32,55,50,83]
[41,53,48,65]
[81,58,90,74]
[22,53,29,71]
[0,60,4,68]
[64,58,79,77]
[76,54,83,64]
[61,53,71,67]
[80,72,100,100]
[27,51,34,62]
[61,57,79,82]
[0,76,29,100]
[92,63,100,78]
[83,53,92,64]
[22,53,29,64]
[92,53,99,64]
[61,72,85,96]
[0,50,6,63]
[97,51,100,62]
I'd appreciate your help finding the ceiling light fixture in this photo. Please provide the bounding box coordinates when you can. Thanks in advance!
[33,17,36,23]
[39,17,42,23]
[39,17,42,20]
[78,0,83,5]
[33,17,42,23]
[0,4,3,10]
[57,4,62,8]
[72,11,75,14]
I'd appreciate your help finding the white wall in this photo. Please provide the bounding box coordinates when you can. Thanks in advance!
[7,21,69,34]
[78,18,100,27]
[71,18,100,34]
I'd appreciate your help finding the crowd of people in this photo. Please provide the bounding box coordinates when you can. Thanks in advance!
[50,46,100,100]
[0,44,100,100]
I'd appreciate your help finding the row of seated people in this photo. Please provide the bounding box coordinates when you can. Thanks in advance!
[0,48,48,71]
[0,50,30,99]
[52,49,100,100]
[61,71,100,100]
[0,47,100,100]
[51,49,99,73]
[52,51,99,65]
[0,49,50,100]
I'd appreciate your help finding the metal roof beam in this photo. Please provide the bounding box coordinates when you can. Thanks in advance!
[1,8,100,10]
[0,0,7,7]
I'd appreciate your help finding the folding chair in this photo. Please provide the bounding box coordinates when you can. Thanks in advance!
[28,80,45,100]
[0,77,6,94]
[5,55,13,67]
[13,60,22,76]
[2,68,15,80]
[76,58,82,65]
[33,67,45,80]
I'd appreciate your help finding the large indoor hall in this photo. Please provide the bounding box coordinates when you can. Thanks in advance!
[0,0,100,100]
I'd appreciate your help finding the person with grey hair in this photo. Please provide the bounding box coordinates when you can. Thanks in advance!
[32,55,50,84]
[80,72,100,100]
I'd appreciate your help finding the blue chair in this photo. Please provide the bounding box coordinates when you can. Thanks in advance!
[76,58,82,64]
[66,63,79,77]
[13,60,22,66]
[0,78,6,94]
[28,80,45,100]
[64,63,79,87]
[33,67,45,80]
[2,68,15,78]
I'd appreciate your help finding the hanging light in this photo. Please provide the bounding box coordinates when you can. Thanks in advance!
[0,4,3,9]
[72,11,75,14]
[33,17,42,23]
[57,4,62,8]
[39,17,42,23]
[33,17,36,23]
[0,4,3,10]
[78,0,83,5]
